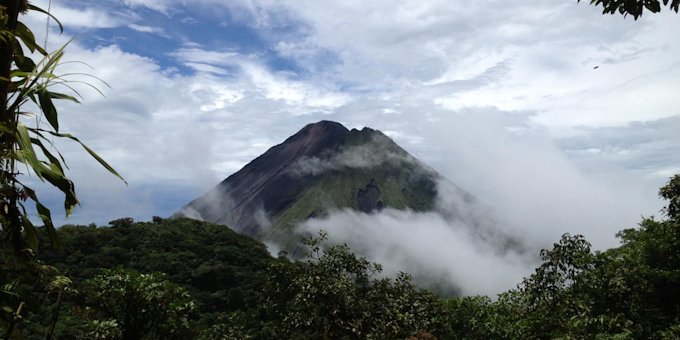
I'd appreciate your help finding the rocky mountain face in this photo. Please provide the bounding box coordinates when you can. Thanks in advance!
[175,120,467,247]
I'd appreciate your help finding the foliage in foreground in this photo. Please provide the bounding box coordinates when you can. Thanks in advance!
[2,4,124,337]
[84,269,195,339]
[257,232,442,339]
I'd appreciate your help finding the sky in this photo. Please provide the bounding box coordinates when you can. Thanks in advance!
[20,1,680,263]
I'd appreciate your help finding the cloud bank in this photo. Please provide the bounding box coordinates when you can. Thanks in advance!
[297,206,532,296]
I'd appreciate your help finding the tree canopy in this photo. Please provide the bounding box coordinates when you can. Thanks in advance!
[578,0,680,19]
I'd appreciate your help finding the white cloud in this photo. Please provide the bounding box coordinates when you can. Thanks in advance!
[171,47,240,68]
[171,46,351,112]
[27,2,127,29]
[123,0,170,14]
[298,208,532,296]
[247,0,680,130]
[128,24,166,35]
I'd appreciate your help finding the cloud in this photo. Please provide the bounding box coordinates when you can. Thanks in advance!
[123,0,170,14]
[409,110,664,251]
[170,45,351,112]
[128,24,166,35]
[170,47,240,70]
[558,116,680,178]
[298,208,532,296]
[243,0,679,130]
[27,2,127,29]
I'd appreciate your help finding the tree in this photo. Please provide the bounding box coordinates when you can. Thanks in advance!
[659,174,680,220]
[578,0,680,19]
[261,231,442,339]
[84,269,196,340]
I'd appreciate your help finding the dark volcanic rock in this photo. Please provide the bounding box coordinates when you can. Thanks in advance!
[357,179,382,213]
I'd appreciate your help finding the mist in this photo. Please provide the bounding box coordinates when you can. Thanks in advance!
[291,133,419,176]
[414,111,664,251]
[286,127,541,295]
[298,207,533,296]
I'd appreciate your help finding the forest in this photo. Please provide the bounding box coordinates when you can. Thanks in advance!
[0,175,678,339]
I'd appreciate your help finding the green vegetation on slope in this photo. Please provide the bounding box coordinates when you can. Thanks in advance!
[43,217,272,315]
[9,217,275,339]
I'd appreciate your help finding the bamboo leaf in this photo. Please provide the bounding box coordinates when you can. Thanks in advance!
[14,53,36,72]
[15,123,44,179]
[7,43,69,116]
[31,129,69,167]
[49,91,80,104]
[15,21,47,55]
[30,137,65,174]
[11,36,25,65]
[22,186,61,249]
[38,88,59,131]
[21,213,39,251]
[32,128,127,185]
[39,165,79,216]
[10,70,32,78]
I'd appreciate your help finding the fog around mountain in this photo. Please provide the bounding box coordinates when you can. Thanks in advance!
[178,120,540,294]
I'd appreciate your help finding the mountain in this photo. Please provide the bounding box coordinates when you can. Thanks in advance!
[175,120,474,249]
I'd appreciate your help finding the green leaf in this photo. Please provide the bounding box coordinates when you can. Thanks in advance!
[30,137,65,174]
[40,166,79,216]
[38,88,59,131]
[22,185,61,249]
[49,91,81,104]
[14,53,36,73]
[15,124,80,216]
[33,128,127,185]
[15,123,44,179]
[15,21,47,55]
[11,36,25,65]
[31,129,69,167]
[21,213,39,251]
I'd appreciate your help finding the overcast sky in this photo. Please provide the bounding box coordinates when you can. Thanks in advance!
[22,0,679,251]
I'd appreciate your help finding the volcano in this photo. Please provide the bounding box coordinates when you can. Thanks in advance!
[175,120,475,248]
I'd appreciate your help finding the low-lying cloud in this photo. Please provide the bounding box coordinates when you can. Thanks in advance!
[291,134,419,176]
[298,207,533,296]
[287,136,535,296]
